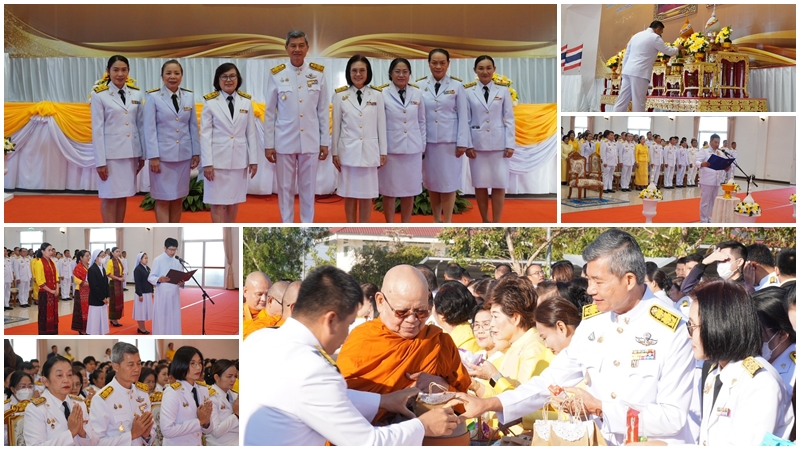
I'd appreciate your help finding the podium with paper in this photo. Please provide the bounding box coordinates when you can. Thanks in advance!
[165,269,196,285]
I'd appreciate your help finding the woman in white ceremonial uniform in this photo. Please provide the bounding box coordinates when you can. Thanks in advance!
[331,54,387,223]
[143,59,200,223]
[161,346,215,446]
[206,359,239,446]
[23,356,99,446]
[5,371,38,445]
[418,48,470,223]
[753,287,796,396]
[85,249,109,336]
[380,57,426,223]
[90,55,145,223]
[133,252,153,335]
[200,63,259,223]
[464,55,515,223]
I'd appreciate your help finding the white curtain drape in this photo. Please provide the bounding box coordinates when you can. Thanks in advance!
[5,56,556,104]
[561,75,604,112]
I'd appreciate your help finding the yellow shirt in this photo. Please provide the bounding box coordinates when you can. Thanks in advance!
[479,327,553,398]
[31,258,59,289]
[165,349,176,361]
[447,322,482,354]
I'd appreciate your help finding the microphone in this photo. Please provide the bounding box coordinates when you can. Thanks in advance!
[175,255,187,264]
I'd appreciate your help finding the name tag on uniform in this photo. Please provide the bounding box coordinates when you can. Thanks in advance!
[239,109,249,114]
[367,101,377,106]
[411,101,420,105]
[444,90,455,95]
[183,106,192,111]
[716,407,731,417]
[131,100,141,105]
[494,96,502,100]
[307,79,319,88]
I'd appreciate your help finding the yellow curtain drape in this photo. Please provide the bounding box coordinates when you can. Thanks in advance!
[513,103,557,147]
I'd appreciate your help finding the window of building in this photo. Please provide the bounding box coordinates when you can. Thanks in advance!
[183,227,225,288]
[627,117,652,137]
[89,228,116,254]
[573,116,588,135]
[19,230,44,251]
[698,116,728,148]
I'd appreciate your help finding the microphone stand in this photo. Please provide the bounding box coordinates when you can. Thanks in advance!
[719,148,758,192]
[176,257,215,335]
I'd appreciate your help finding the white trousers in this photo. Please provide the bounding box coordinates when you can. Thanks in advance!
[60,277,71,299]
[620,165,633,189]
[687,166,698,185]
[664,165,675,187]
[676,166,686,186]
[700,183,719,223]
[276,153,319,223]
[17,280,29,305]
[4,282,10,307]
[614,75,650,112]
[603,165,615,190]
[650,165,661,185]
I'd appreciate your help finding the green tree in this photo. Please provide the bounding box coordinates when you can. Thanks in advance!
[349,242,431,287]
[242,227,329,282]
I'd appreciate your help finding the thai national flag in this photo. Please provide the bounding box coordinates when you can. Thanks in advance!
[562,44,583,72]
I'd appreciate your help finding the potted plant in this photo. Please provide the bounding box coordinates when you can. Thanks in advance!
[639,183,663,223]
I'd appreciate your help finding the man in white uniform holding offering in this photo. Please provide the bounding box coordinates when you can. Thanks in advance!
[148,237,184,335]
[614,21,678,112]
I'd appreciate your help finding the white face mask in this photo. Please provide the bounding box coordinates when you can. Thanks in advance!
[761,332,783,361]
[14,388,33,401]
[716,262,736,280]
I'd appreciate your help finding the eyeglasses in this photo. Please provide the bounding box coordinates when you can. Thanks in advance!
[269,295,283,306]
[190,361,203,368]
[392,70,411,76]
[473,320,492,331]
[686,320,701,337]
[220,75,238,81]
[380,292,431,321]
[529,271,544,277]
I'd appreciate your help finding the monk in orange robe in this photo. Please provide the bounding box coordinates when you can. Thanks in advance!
[243,273,286,339]
[338,265,471,423]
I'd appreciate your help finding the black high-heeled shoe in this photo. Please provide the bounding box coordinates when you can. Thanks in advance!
[137,328,150,334]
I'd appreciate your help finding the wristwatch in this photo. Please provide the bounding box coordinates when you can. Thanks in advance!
[489,372,503,388]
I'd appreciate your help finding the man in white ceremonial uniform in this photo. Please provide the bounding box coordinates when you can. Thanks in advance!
[59,250,73,300]
[147,237,184,335]
[644,132,654,180]
[619,133,635,192]
[723,141,738,183]
[675,140,688,188]
[686,139,700,186]
[614,21,678,112]
[697,134,726,223]
[243,265,460,446]
[600,133,618,193]
[264,30,330,223]
[456,229,695,446]
[121,250,129,290]
[746,244,781,292]
[16,248,32,308]
[650,137,663,186]
[662,137,678,189]
[4,249,14,310]
[90,342,155,446]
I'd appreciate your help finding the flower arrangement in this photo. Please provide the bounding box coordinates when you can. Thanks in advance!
[685,32,710,54]
[734,194,761,216]
[790,194,796,204]
[606,49,625,69]
[715,26,733,44]
[724,182,741,192]
[491,73,519,105]
[4,137,15,154]
[639,183,663,200]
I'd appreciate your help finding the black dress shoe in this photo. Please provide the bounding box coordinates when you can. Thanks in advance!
[4,307,13,311]
[137,329,150,334]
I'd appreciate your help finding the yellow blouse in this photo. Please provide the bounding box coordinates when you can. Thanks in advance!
[636,143,650,163]
[31,258,59,288]
[479,327,553,398]
[448,322,482,354]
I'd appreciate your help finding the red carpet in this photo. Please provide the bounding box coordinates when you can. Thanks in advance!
[4,288,239,335]
[3,194,556,223]
[562,187,796,223]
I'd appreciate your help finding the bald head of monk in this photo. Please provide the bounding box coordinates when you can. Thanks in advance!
[282,281,302,319]
[266,280,290,316]
[243,271,271,314]
[375,265,431,339]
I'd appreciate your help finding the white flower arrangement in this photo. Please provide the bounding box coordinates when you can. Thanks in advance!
[734,194,761,217]
[4,137,15,154]
[639,183,663,200]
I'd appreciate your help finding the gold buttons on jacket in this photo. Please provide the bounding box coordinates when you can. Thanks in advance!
[230,136,234,139]
[175,117,179,121]
[404,130,407,134]
[126,134,130,137]
[299,99,303,103]
[613,360,620,367]
[176,140,180,143]
[611,392,617,399]
[301,128,304,132]
[617,327,624,334]
[126,122,129,126]
[300,113,304,118]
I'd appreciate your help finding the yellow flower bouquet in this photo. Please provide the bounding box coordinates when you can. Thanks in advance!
[790,194,796,204]
[639,184,663,200]
[715,26,733,44]
[488,73,519,105]
[685,32,710,54]
[734,196,761,217]
[4,137,15,154]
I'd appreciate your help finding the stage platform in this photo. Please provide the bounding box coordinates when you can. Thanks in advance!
[600,95,768,112]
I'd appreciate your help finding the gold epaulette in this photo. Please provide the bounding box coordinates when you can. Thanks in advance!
[238,90,252,99]
[315,345,338,371]
[450,76,462,82]
[31,397,46,406]
[309,62,325,72]
[170,381,182,390]
[128,85,140,90]
[742,356,763,377]
[93,84,109,93]
[150,392,163,403]
[231,386,238,394]
[99,385,113,400]
[496,80,511,87]
[790,351,796,364]
[335,86,348,94]
[462,81,477,89]
[208,387,217,397]
[196,380,208,387]
[135,381,149,393]
[180,87,193,92]
[649,304,680,332]
[416,76,427,82]
[271,64,286,75]
[369,84,383,92]
[69,394,85,402]
[4,398,9,404]
[408,83,419,89]
[34,381,42,386]
[582,303,601,320]
[203,91,220,101]
[146,88,160,94]
[378,83,390,90]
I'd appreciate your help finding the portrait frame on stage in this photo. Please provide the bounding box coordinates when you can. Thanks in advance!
[654,4,698,21]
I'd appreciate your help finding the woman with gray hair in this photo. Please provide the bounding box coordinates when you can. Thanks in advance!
[86,249,110,336]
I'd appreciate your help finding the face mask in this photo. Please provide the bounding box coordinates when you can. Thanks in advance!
[14,388,33,401]
[761,332,782,361]
[716,262,735,280]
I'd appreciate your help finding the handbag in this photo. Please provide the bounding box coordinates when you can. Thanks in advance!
[530,396,608,446]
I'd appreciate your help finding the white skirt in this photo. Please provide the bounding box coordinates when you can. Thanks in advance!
[98,158,138,199]
[149,159,191,201]
[379,153,423,197]
[339,165,378,199]
[133,292,154,321]
[203,168,248,205]
[469,150,509,189]
[86,304,109,335]
[423,142,463,193]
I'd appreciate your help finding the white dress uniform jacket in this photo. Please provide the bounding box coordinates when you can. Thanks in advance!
[206,384,238,446]
[89,378,154,446]
[382,83,426,155]
[242,318,426,446]
[582,141,595,159]
[464,80,516,150]
[496,290,695,445]
[23,389,99,446]
[619,142,635,166]
[755,272,780,291]
[147,252,184,335]
[90,83,145,167]
[699,356,794,446]
[264,61,331,153]
[696,147,724,186]
[770,343,796,395]
[200,91,259,169]
[161,380,215,446]
[601,139,619,166]
[143,86,200,162]
[622,28,679,80]
[331,85,387,167]
[417,75,470,147]
[663,145,677,167]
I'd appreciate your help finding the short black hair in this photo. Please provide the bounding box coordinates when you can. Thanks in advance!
[474,55,495,69]
[695,279,762,362]
[9,371,33,393]
[29,359,39,364]
[564,278,594,310]
[138,367,156,384]
[42,356,72,380]
[161,59,183,75]
[710,133,721,142]
[753,286,796,343]
[717,241,747,262]
[82,356,96,365]
[685,253,704,264]
[428,48,450,62]
[433,281,476,326]
[207,359,237,385]
[213,63,243,92]
[649,21,665,29]
[90,369,104,384]
[20,362,34,371]
[71,361,86,371]
[494,263,512,277]
[415,264,438,292]
[746,244,775,268]
[345,54,373,87]
[776,248,795,277]
[675,257,686,266]
[164,237,179,249]
[293,266,362,320]
[106,55,130,73]
[444,263,465,281]
[170,346,204,381]
[388,58,412,81]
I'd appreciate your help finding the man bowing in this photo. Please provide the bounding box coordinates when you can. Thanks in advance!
[614,21,678,112]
